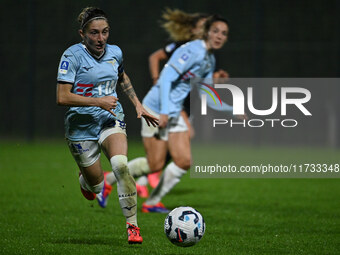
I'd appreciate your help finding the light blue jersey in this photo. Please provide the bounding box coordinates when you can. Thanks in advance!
[57,43,125,141]
[143,40,215,117]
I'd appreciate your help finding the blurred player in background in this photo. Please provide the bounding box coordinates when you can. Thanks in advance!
[137,9,210,197]
[137,9,230,197]
[140,14,235,212]
[56,7,157,243]
[97,14,240,213]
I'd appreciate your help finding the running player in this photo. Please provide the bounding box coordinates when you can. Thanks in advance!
[56,7,158,243]
[141,14,233,212]
[139,9,210,197]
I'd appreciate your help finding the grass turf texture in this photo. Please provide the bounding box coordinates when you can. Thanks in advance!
[0,141,339,254]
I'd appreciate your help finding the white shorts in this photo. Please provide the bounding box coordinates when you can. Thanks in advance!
[67,122,127,167]
[98,119,127,145]
[141,105,188,141]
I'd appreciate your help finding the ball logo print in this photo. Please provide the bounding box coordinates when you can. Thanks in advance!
[164,206,205,247]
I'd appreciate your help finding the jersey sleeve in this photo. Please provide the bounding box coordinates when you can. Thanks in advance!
[163,42,177,58]
[118,63,124,74]
[57,49,78,84]
[114,46,124,74]
[167,44,200,75]
[158,65,180,114]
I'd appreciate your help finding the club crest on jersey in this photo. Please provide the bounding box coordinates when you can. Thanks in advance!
[59,61,69,74]
[178,53,189,65]
[107,59,117,67]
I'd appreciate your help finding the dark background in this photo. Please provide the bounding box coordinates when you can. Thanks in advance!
[1,0,339,144]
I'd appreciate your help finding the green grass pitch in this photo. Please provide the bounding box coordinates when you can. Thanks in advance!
[0,141,339,254]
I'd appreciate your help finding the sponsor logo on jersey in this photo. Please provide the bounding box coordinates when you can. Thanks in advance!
[178,53,189,65]
[76,83,94,97]
[59,61,69,74]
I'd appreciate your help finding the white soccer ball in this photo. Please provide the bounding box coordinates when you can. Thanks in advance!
[164,206,205,247]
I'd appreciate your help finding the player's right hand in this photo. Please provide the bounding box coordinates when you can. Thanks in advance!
[98,96,118,116]
[159,114,168,128]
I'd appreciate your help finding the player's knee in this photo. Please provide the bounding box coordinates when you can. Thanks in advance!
[88,180,104,194]
[173,156,191,170]
[110,155,128,175]
[148,159,165,173]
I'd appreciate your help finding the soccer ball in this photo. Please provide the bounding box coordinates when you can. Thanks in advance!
[164,206,205,247]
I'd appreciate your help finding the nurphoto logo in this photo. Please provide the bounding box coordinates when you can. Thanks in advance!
[198,80,312,128]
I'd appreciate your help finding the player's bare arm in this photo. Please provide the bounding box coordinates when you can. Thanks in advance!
[118,72,138,104]
[149,48,168,84]
[118,72,159,126]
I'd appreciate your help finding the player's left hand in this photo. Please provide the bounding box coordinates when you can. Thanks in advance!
[136,104,159,127]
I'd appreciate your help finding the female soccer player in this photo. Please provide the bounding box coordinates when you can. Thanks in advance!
[137,9,210,197]
[136,9,230,197]
[56,7,157,243]
[140,14,232,212]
